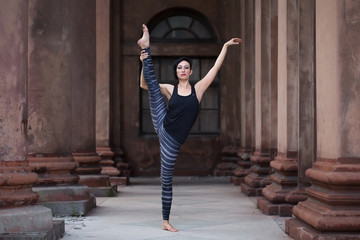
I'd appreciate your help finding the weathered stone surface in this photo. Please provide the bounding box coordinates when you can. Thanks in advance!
[0,162,39,208]
[0,219,64,240]
[292,158,360,232]
[241,150,272,196]
[33,185,96,216]
[73,152,102,175]
[286,218,360,240]
[0,205,53,234]
[257,197,294,217]
[97,147,121,177]
[286,0,360,237]
[33,185,93,202]
[214,146,241,176]
[28,155,78,185]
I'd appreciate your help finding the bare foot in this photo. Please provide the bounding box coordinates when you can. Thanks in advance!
[137,24,150,49]
[162,220,178,232]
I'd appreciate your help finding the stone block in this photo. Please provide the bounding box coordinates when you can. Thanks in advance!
[0,219,64,240]
[88,185,117,197]
[0,205,53,234]
[240,183,262,197]
[230,176,243,185]
[32,185,96,216]
[78,175,110,188]
[33,185,93,202]
[286,218,360,240]
[39,195,96,216]
[110,176,129,186]
[257,197,294,216]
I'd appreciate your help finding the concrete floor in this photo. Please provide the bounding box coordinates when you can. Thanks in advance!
[59,177,292,240]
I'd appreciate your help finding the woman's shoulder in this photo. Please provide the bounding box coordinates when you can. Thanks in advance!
[159,83,175,100]
[160,83,175,92]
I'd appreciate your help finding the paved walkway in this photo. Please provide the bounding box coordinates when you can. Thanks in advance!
[60,177,292,240]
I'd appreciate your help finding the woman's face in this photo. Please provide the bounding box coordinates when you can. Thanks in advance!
[176,60,192,80]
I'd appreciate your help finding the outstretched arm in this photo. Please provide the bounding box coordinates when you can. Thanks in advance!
[194,38,242,102]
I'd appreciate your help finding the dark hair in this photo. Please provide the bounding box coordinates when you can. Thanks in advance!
[173,57,192,80]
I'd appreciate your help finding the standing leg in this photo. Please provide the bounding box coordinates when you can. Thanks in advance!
[158,126,181,232]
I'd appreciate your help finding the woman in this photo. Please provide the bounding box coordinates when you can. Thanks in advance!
[138,24,241,232]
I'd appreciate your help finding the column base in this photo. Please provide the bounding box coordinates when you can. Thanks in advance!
[214,146,241,176]
[240,182,263,196]
[230,176,243,185]
[231,166,252,185]
[213,156,239,177]
[32,185,96,216]
[257,197,294,216]
[97,147,121,177]
[285,188,308,204]
[28,155,78,185]
[231,149,253,185]
[101,165,120,176]
[73,152,102,175]
[0,205,64,239]
[110,176,129,186]
[286,218,360,240]
[244,172,272,188]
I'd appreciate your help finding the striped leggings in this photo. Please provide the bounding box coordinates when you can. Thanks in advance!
[142,47,181,221]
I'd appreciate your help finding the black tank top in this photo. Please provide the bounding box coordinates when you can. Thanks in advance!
[164,85,200,144]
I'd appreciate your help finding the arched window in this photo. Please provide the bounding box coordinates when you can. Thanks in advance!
[150,15,214,41]
[141,9,220,136]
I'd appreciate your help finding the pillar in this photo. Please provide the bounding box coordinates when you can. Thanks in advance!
[71,0,115,197]
[231,0,253,185]
[286,0,360,238]
[258,0,300,216]
[28,0,78,186]
[270,0,278,166]
[236,0,256,185]
[241,0,272,196]
[95,0,127,186]
[27,0,95,215]
[0,1,63,237]
[109,0,123,165]
[285,0,315,204]
[214,0,242,177]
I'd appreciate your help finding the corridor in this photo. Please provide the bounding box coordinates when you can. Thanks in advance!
[61,177,291,240]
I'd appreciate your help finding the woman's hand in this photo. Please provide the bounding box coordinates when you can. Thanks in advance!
[224,38,242,47]
[140,50,148,62]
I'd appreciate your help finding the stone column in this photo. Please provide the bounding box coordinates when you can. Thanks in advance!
[285,0,315,204]
[241,0,272,196]
[270,0,278,165]
[95,0,126,186]
[0,1,63,237]
[71,0,114,197]
[28,0,77,186]
[27,0,95,216]
[235,0,256,185]
[214,0,242,177]
[286,0,360,238]
[110,0,132,181]
[258,0,300,216]
[231,0,253,185]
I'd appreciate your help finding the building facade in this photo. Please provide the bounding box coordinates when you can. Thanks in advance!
[0,0,359,238]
